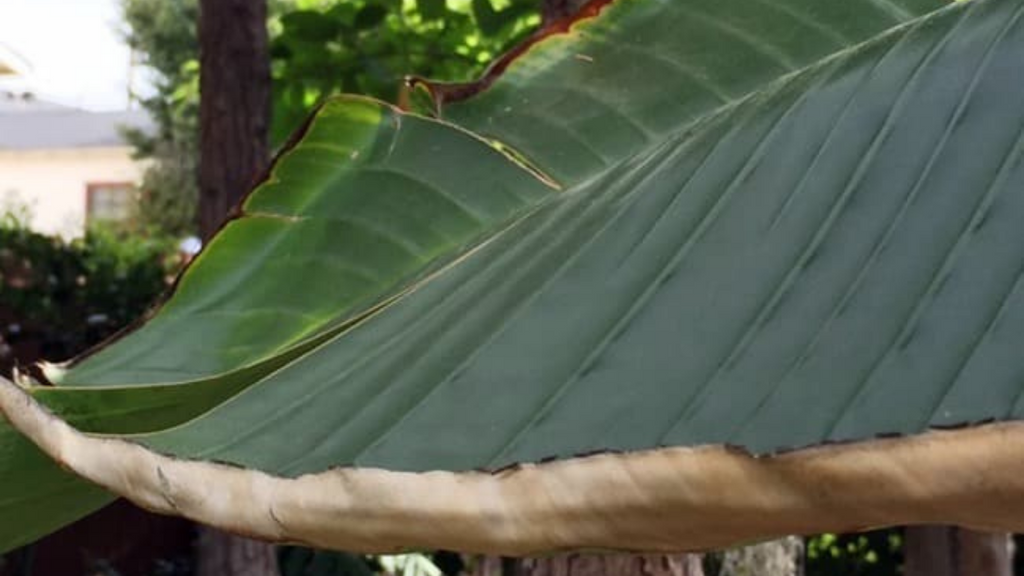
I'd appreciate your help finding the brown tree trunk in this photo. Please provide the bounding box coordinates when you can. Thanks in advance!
[198,0,271,240]
[195,528,279,576]
[465,553,705,576]
[719,537,803,576]
[464,538,807,576]
[196,0,276,574]
[904,526,1013,576]
[541,0,588,26]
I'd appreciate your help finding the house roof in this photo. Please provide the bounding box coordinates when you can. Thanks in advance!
[0,92,154,150]
[0,91,70,113]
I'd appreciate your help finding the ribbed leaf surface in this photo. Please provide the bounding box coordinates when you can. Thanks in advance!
[141,0,1024,474]
[3,0,1024,553]
[445,0,947,183]
[65,99,552,386]
[0,99,553,550]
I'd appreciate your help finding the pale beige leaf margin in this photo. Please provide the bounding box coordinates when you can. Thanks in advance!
[1,376,1022,554]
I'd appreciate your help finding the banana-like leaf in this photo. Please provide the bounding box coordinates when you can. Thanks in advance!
[0,98,554,551]
[3,0,1024,555]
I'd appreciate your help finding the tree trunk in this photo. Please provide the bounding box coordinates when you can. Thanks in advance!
[196,0,276,573]
[465,538,804,576]
[904,526,1013,576]
[541,0,589,26]
[198,0,271,240]
[719,537,803,576]
[195,528,279,576]
[466,553,705,576]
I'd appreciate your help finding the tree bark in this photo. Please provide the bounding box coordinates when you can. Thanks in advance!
[195,527,279,576]
[904,526,1013,576]
[196,0,276,573]
[464,538,805,576]
[719,537,803,576]
[198,0,271,240]
[465,553,705,576]
[541,0,589,26]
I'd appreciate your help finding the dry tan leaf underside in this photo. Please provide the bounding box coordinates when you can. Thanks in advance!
[1,376,1021,555]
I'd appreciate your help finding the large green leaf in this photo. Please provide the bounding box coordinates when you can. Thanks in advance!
[4,0,1024,555]
[65,97,552,386]
[443,0,948,183]
[0,97,554,551]
[136,0,1024,467]
[0,378,254,551]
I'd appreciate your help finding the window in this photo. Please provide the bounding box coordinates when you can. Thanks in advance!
[86,183,134,224]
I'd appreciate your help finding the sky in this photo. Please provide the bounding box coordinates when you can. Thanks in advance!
[0,0,152,111]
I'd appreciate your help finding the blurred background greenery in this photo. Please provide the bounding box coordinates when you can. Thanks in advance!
[121,0,543,239]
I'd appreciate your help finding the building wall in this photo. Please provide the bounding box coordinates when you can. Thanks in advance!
[0,146,145,237]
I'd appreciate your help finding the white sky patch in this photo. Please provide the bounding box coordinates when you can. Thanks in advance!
[0,0,151,111]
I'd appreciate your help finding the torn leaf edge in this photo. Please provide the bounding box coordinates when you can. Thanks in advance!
[3,375,1022,555]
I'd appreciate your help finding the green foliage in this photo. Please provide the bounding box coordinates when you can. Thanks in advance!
[269,0,541,145]
[126,123,200,238]
[122,0,543,230]
[0,213,179,375]
[279,548,375,576]
[121,0,201,238]
[806,531,903,576]
[122,0,199,83]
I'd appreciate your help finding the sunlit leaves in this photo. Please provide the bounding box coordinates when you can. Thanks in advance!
[269,0,542,144]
